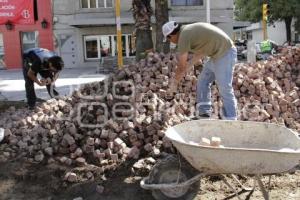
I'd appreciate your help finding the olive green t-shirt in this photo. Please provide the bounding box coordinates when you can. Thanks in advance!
[177,23,233,60]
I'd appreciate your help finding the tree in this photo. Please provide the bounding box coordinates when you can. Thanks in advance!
[235,0,300,43]
[132,0,153,61]
[234,0,261,23]
[269,0,299,43]
[154,0,169,53]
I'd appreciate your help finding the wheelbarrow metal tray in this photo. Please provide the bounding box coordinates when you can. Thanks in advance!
[166,120,300,175]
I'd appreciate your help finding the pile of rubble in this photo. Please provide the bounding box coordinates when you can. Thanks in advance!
[0,46,299,183]
[235,46,300,130]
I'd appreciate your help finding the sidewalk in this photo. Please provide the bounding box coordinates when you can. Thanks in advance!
[0,67,107,101]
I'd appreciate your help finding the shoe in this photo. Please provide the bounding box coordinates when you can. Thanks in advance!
[191,113,211,120]
[54,91,59,96]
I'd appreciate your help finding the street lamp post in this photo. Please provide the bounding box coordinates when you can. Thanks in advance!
[115,0,123,69]
[262,3,270,40]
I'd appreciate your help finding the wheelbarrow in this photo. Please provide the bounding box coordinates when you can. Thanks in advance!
[140,120,300,200]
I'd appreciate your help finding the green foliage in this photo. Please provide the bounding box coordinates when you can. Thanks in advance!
[234,0,262,22]
[235,0,300,23]
[269,0,298,21]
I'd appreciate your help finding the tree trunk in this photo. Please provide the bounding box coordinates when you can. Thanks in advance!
[155,0,169,53]
[132,0,153,61]
[135,29,153,61]
[284,17,292,44]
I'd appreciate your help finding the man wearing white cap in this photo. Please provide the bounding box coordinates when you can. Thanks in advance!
[163,21,237,120]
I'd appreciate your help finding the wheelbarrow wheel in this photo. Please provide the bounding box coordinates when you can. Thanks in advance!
[148,154,200,200]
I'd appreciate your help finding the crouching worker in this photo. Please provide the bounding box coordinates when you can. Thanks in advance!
[23,48,64,110]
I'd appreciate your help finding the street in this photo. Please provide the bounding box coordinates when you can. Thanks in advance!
[0,67,106,102]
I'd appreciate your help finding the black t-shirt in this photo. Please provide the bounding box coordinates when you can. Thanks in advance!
[23,48,59,80]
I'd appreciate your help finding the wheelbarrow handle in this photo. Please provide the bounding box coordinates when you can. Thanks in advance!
[140,173,204,190]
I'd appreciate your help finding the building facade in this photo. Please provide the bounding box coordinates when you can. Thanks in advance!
[0,0,54,69]
[53,0,234,68]
[244,20,299,45]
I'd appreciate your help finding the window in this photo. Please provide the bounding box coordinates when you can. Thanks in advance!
[85,38,99,59]
[84,35,135,60]
[81,0,112,8]
[99,36,112,57]
[113,35,127,57]
[105,0,112,7]
[82,0,88,8]
[90,0,96,8]
[171,0,203,6]
[21,32,39,52]
[0,33,5,68]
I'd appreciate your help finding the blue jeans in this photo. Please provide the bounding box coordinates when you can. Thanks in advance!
[196,47,237,120]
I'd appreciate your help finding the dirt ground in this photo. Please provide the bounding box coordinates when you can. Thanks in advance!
[0,158,299,200]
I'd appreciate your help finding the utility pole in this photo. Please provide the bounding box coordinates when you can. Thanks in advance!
[115,0,123,68]
[262,3,270,40]
[206,0,211,23]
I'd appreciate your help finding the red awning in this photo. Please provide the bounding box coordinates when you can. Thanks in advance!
[0,0,34,25]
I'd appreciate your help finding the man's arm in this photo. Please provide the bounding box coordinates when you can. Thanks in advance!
[191,53,204,66]
[175,52,205,81]
[168,53,189,93]
[27,68,45,86]
[174,52,189,82]
[52,72,60,82]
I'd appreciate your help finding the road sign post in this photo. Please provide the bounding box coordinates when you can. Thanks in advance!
[115,0,123,69]
[262,3,270,40]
